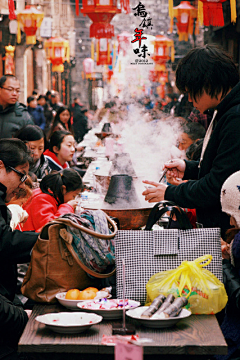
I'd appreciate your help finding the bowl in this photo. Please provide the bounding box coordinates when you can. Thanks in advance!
[126,306,191,328]
[35,312,103,334]
[77,299,140,320]
[55,291,110,310]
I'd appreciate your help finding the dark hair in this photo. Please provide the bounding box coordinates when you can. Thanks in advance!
[0,74,18,87]
[0,138,32,172]
[186,139,204,161]
[182,122,206,141]
[176,44,240,102]
[225,228,240,243]
[50,106,73,136]
[14,125,44,142]
[37,94,46,101]
[105,101,116,109]
[27,96,36,104]
[49,130,73,153]
[32,90,38,95]
[46,90,51,97]
[40,168,83,205]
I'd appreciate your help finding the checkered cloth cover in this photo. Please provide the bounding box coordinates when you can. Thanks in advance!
[115,228,222,305]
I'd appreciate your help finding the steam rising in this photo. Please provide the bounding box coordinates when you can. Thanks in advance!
[120,104,182,182]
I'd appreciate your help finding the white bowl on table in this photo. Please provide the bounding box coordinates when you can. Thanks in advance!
[126,306,191,328]
[55,290,110,310]
[35,312,102,334]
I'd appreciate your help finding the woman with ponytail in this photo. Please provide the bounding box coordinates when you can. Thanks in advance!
[21,168,83,232]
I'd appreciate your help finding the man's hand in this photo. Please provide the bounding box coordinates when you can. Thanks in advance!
[164,159,186,183]
[142,181,168,203]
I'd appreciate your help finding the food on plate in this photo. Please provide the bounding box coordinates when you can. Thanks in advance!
[154,294,175,316]
[78,287,99,300]
[163,297,188,318]
[80,298,135,310]
[65,289,81,300]
[141,294,166,318]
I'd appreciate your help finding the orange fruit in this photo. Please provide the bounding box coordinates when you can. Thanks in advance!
[65,289,81,300]
[85,287,98,294]
[78,288,98,300]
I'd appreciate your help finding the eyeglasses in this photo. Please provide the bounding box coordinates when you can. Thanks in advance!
[0,87,21,94]
[7,166,28,183]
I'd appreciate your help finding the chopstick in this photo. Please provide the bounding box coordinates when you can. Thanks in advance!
[159,160,173,183]
[159,168,168,183]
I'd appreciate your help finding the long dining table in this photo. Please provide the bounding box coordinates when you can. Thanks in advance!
[18,303,228,360]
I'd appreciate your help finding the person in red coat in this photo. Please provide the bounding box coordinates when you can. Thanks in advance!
[21,168,83,232]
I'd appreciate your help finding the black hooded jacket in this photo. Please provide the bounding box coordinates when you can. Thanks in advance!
[0,293,28,358]
[165,82,240,238]
[0,102,34,138]
[0,183,38,302]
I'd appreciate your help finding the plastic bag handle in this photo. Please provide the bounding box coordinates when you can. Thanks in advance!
[156,255,213,298]
[145,200,193,230]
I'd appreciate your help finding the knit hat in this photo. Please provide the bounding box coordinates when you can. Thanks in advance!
[221,171,240,228]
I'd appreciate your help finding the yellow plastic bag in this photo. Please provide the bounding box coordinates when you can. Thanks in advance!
[146,255,228,314]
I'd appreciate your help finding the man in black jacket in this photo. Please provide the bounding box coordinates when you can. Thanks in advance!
[143,45,240,238]
[72,98,89,143]
[0,139,38,359]
[0,75,34,138]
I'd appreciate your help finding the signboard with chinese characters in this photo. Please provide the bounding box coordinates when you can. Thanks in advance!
[40,17,52,38]
[131,2,154,65]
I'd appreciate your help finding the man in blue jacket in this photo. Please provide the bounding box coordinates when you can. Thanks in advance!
[0,75,34,138]
[143,45,240,238]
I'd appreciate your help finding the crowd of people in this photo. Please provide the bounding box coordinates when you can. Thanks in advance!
[1,44,240,360]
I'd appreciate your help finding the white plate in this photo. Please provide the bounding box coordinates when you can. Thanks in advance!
[126,307,191,328]
[77,299,140,320]
[55,291,110,310]
[35,312,102,334]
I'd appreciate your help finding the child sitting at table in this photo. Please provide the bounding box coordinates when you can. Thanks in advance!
[216,171,240,360]
[21,168,83,233]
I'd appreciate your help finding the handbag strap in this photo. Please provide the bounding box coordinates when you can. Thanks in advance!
[59,227,116,278]
[51,212,118,239]
[145,200,193,230]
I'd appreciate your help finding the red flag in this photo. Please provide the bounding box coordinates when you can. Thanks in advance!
[8,0,16,20]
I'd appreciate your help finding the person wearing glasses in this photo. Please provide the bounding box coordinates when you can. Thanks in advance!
[0,74,34,138]
[0,138,38,360]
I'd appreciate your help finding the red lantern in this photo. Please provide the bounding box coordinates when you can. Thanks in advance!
[198,0,236,27]
[96,38,112,66]
[172,1,198,42]
[152,35,174,65]
[90,22,114,39]
[117,31,132,55]
[17,5,44,45]
[149,69,158,83]
[44,37,70,73]
[157,84,165,100]
[81,0,130,38]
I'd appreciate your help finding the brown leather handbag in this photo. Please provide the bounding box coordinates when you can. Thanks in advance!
[21,215,117,303]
